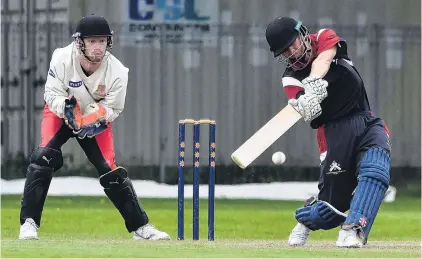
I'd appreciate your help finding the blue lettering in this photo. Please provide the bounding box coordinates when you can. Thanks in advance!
[68,81,82,88]
[129,0,154,20]
[129,0,210,21]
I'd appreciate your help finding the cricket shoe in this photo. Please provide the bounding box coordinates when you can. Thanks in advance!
[133,224,171,240]
[288,223,311,246]
[336,227,364,248]
[19,218,39,240]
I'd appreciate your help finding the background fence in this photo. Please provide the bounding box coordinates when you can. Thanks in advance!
[1,0,420,188]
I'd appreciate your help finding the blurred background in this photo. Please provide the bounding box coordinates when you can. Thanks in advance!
[1,0,420,195]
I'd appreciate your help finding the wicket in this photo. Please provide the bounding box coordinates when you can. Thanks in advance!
[177,119,216,241]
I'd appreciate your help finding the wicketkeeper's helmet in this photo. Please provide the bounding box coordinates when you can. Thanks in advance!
[72,15,113,55]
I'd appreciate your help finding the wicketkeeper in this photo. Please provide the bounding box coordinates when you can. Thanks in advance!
[19,15,170,241]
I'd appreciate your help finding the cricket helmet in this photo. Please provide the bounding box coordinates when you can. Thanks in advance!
[72,15,113,54]
[73,15,113,38]
[72,14,113,61]
[265,17,312,70]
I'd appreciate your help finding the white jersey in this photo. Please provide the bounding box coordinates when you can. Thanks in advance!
[44,42,129,122]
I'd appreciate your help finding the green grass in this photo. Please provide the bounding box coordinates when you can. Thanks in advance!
[1,195,421,258]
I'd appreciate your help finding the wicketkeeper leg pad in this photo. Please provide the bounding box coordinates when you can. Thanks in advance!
[343,147,391,242]
[30,146,64,171]
[295,197,347,230]
[100,167,149,232]
[20,147,62,226]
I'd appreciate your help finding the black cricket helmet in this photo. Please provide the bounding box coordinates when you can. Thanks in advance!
[72,15,113,57]
[265,17,312,70]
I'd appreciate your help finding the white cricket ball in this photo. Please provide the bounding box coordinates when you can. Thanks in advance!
[272,151,286,165]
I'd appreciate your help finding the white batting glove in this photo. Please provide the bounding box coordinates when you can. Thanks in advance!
[288,93,322,123]
[301,76,329,103]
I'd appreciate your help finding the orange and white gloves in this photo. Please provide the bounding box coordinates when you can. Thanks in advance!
[64,96,108,138]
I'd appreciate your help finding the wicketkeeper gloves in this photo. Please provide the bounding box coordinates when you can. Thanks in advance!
[63,97,108,139]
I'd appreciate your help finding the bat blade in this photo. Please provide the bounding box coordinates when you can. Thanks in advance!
[231,104,301,169]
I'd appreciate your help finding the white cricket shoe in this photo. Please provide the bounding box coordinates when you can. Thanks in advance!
[288,223,311,246]
[336,228,364,248]
[133,224,171,240]
[19,218,39,240]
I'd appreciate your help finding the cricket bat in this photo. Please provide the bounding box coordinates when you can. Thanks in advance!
[231,104,302,169]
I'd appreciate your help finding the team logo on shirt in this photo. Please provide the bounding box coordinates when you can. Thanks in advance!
[69,80,83,87]
[95,85,106,97]
[326,161,346,175]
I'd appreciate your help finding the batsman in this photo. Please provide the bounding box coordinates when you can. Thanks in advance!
[18,15,170,241]
[265,17,391,247]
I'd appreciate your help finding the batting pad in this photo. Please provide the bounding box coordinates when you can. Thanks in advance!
[343,147,391,239]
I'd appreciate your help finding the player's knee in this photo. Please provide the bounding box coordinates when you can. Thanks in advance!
[99,167,139,213]
[99,166,129,189]
[295,197,347,230]
[99,166,139,206]
[30,147,63,171]
[359,147,391,187]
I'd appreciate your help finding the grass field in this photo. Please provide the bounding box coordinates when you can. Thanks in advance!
[1,195,421,258]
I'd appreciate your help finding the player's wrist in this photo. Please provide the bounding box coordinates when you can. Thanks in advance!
[307,75,321,80]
